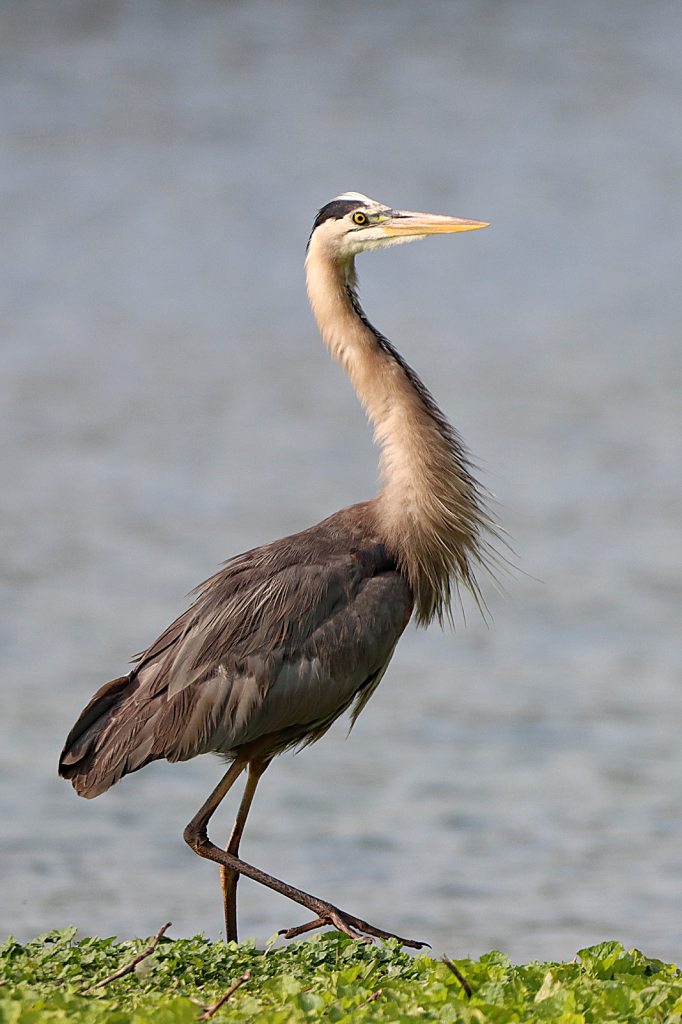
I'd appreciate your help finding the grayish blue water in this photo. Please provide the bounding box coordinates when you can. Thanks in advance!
[1,0,681,964]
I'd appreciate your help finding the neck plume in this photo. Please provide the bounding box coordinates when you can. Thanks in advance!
[305,240,494,626]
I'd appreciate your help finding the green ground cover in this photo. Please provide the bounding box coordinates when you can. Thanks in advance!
[0,927,679,1023]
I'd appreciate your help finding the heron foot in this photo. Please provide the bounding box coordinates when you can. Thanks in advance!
[278,905,428,949]
[184,793,428,950]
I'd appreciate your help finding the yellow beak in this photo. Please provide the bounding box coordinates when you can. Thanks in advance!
[381,211,489,236]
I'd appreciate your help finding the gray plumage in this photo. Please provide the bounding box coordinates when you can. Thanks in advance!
[60,506,411,796]
[59,192,494,947]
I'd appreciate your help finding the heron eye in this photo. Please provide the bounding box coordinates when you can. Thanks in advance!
[353,211,367,225]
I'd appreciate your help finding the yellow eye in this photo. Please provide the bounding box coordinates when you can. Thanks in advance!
[353,211,367,225]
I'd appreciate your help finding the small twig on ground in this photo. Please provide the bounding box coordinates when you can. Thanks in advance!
[441,954,472,999]
[354,988,382,1010]
[194,970,251,1020]
[81,922,172,994]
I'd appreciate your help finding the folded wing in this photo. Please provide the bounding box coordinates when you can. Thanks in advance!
[59,523,412,798]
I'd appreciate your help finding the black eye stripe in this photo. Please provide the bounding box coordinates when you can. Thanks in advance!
[312,199,368,231]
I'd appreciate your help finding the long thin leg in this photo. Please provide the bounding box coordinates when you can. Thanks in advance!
[184,767,427,949]
[220,757,271,943]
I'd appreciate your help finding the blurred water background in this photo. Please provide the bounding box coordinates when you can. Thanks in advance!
[1,0,681,965]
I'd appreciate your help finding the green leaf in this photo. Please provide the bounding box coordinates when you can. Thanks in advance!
[1,929,681,1022]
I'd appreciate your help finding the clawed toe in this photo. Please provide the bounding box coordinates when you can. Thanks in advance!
[279,903,428,949]
[278,916,331,940]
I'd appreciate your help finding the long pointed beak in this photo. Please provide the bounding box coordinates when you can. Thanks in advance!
[381,211,489,236]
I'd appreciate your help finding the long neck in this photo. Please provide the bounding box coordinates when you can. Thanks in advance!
[305,240,493,625]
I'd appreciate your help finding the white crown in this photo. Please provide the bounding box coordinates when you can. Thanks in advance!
[332,192,375,204]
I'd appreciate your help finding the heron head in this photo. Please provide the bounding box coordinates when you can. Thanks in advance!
[308,192,488,259]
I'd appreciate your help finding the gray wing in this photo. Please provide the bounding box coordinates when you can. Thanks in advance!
[59,531,412,798]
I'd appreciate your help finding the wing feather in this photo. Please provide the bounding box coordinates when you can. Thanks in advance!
[59,510,413,797]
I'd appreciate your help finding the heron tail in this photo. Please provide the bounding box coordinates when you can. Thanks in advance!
[58,673,160,798]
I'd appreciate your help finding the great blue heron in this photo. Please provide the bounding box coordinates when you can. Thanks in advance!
[59,192,494,949]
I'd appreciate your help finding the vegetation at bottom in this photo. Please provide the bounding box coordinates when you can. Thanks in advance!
[0,927,680,1023]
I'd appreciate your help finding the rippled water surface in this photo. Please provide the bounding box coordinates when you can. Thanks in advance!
[1,0,682,964]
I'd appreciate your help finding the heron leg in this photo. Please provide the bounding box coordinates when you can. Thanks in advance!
[220,757,271,943]
[183,769,427,950]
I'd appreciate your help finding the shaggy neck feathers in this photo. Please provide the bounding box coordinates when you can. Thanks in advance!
[305,234,492,625]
